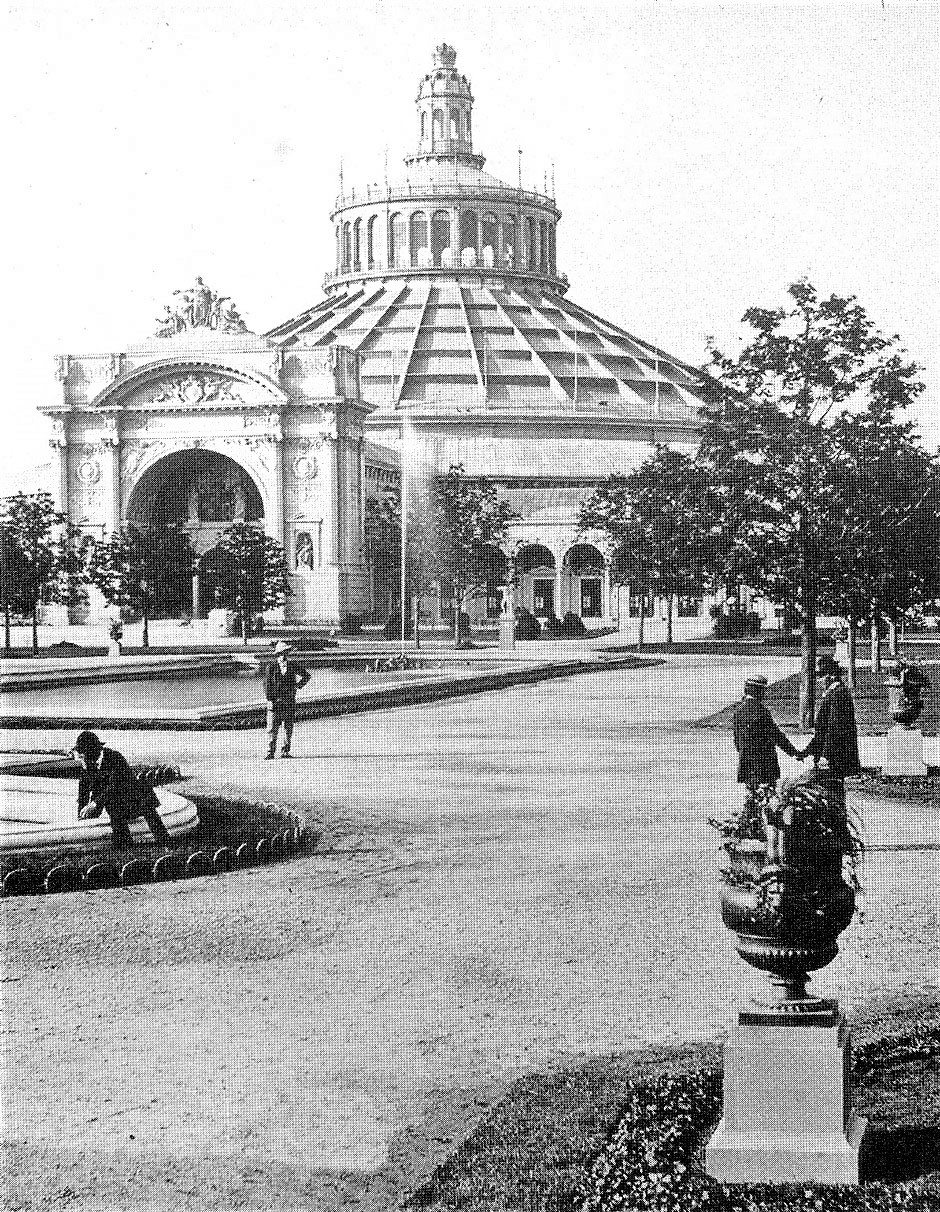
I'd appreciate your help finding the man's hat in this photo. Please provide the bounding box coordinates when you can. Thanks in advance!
[73,730,102,756]
[744,674,769,693]
[817,655,842,678]
[273,641,293,655]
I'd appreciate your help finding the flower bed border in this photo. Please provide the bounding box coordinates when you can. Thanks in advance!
[0,797,321,898]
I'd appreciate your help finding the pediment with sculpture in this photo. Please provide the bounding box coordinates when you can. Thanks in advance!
[154,277,250,338]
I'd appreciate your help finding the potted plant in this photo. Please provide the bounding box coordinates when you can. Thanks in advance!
[108,617,124,659]
[709,772,863,1011]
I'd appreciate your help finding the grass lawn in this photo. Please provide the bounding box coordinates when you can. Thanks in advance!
[696,665,940,737]
[406,991,939,1211]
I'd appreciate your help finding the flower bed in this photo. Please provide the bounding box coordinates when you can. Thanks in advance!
[579,1025,940,1211]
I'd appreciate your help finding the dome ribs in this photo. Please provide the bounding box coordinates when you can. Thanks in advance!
[392,280,434,408]
[456,284,486,402]
[488,283,570,405]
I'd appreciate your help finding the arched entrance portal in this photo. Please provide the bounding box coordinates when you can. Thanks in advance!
[126,449,265,618]
[516,543,556,619]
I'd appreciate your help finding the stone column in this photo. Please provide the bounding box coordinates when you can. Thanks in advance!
[269,435,285,549]
[603,564,612,622]
[191,573,201,619]
[49,433,70,520]
[554,562,564,619]
[99,415,121,534]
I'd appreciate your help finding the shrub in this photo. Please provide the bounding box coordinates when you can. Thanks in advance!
[340,613,362,636]
[561,611,587,638]
[542,613,564,637]
[514,607,541,641]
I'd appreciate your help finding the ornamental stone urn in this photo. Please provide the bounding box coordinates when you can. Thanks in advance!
[883,659,930,775]
[706,772,868,1185]
[718,776,857,1014]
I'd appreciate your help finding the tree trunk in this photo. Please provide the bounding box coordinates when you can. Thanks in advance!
[888,618,898,657]
[846,616,858,691]
[142,607,149,649]
[637,597,645,649]
[798,572,817,731]
[413,594,421,650]
[666,594,674,646]
[870,616,881,674]
[31,600,38,653]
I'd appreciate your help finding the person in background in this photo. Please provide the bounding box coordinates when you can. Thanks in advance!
[732,673,802,861]
[263,641,310,759]
[802,655,861,815]
[72,730,171,850]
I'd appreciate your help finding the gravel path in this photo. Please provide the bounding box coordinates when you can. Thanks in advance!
[2,654,937,1211]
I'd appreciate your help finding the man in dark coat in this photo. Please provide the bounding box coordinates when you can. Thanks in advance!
[802,655,861,814]
[72,730,171,850]
[732,674,801,794]
[263,640,311,758]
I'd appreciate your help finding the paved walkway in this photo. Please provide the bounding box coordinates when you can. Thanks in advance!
[1,654,937,1211]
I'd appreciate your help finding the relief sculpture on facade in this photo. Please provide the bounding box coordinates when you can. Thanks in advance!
[152,374,242,407]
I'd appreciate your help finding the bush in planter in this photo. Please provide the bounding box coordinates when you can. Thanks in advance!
[514,607,541,641]
[561,611,587,638]
[340,614,362,637]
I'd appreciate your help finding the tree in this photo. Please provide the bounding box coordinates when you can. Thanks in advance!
[0,492,66,652]
[820,408,940,683]
[214,523,292,643]
[364,493,401,623]
[374,466,515,646]
[578,446,711,645]
[700,281,925,726]
[434,465,516,645]
[88,525,192,648]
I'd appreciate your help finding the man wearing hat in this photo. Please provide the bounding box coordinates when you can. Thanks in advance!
[72,730,172,850]
[801,655,861,814]
[732,674,802,795]
[263,641,311,759]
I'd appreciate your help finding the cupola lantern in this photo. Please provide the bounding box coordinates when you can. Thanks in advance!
[409,43,483,168]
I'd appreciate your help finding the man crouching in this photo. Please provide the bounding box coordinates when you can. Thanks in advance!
[72,730,172,850]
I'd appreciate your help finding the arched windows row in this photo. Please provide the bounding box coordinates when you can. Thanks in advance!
[337,210,557,274]
[420,106,470,148]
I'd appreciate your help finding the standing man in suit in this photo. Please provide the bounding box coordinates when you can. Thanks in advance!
[802,655,861,814]
[264,640,311,759]
[732,674,802,793]
[733,674,802,861]
[72,730,171,850]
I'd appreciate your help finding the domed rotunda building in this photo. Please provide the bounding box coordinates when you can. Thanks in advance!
[267,44,712,629]
[44,45,713,633]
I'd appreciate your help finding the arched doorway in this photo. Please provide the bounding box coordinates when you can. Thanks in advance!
[516,543,556,619]
[126,449,265,617]
[564,543,606,619]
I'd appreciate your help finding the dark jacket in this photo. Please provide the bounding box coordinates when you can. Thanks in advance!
[806,680,862,777]
[732,695,799,788]
[77,747,158,820]
[264,659,311,709]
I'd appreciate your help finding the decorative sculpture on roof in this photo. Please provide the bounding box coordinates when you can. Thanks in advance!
[154,277,250,337]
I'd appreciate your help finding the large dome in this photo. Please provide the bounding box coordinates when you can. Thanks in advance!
[264,45,712,629]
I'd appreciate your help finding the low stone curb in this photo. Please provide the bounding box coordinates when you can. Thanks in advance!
[0,654,661,731]
[0,801,321,898]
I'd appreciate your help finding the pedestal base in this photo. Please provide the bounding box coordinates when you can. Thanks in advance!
[705,1010,867,1186]
[882,726,926,776]
[498,617,515,650]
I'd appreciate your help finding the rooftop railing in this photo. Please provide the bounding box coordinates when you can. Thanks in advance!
[331,180,559,213]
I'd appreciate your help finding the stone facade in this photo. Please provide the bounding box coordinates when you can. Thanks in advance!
[41,313,373,626]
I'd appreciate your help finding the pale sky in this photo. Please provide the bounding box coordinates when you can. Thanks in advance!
[2,0,937,486]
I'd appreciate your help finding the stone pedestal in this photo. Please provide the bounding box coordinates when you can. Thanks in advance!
[882,725,926,776]
[706,1010,867,1185]
[208,607,236,637]
[499,616,515,650]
